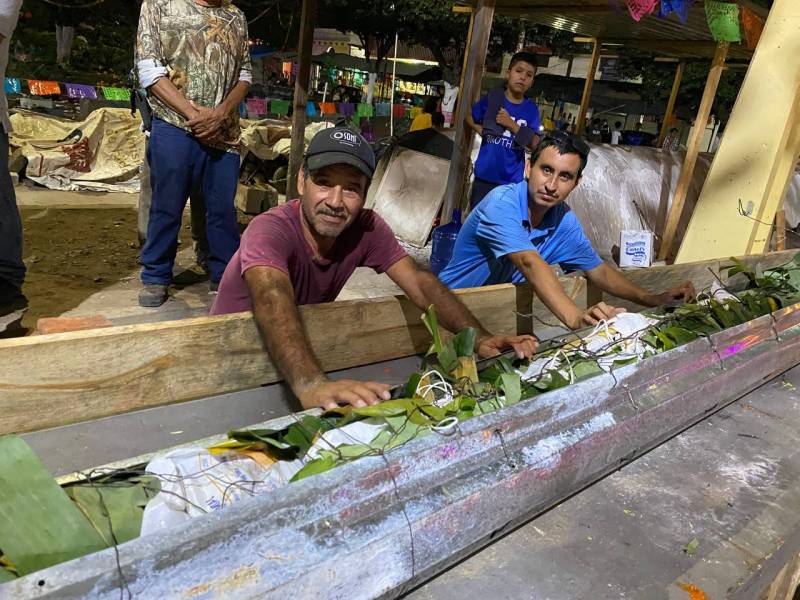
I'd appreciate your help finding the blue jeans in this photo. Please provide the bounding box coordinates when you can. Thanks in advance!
[140,119,240,285]
[0,131,24,300]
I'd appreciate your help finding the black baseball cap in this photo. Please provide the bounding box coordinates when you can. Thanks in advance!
[304,127,376,179]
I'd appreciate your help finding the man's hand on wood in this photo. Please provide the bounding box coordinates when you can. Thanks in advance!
[642,281,696,307]
[475,334,538,360]
[295,377,391,411]
[570,302,626,329]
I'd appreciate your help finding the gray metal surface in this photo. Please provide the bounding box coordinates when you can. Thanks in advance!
[406,366,800,600]
[22,355,422,477]
[4,305,800,599]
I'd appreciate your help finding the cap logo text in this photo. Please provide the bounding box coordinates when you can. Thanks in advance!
[331,130,361,147]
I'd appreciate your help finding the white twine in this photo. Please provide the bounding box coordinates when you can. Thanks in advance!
[415,369,455,408]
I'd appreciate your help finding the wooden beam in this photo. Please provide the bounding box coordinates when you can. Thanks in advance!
[657,61,684,148]
[286,0,316,200]
[576,38,601,136]
[676,0,800,263]
[452,5,473,13]
[776,210,787,251]
[657,41,729,261]
[441,0,496,222]
[453,9,476,121]
[2,250,796,436]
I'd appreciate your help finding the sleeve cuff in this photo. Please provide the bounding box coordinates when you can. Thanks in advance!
[239,70,253,84]
[137,59,168,89]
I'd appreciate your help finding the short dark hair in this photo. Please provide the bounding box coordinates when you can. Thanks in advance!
[423,97,438,114]
[509,51,538,71]
[531,131,589,177]
[431,112,445,127]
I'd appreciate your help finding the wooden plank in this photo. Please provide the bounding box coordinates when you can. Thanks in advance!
[0,285,520,436]
[576,38,601,137]
[657,61,684,148]
[441,0,496,223]
[286,0,316,200]
[2,251,794,436]
[658,41,729,261]
[452,9,476,123]
[599,249,797,311]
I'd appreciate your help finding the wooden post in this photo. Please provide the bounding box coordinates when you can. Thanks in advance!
[286,0,317,201]
[657,41,729,261]
[657,61,684,148]
[775,210,787,251]
[576,38,601,136]
[452,8,475,121]
[441,0,496,223]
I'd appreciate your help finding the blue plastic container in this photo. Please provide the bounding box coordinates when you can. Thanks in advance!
[430,209,462,276]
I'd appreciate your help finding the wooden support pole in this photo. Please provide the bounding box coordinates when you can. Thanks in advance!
[576,38,601,136]
[657,41,729,261]
[657,61,684,148]
[286,0,316,201]
[441,0,496,223]
[676,0,800,263]
[452,9,475,121]
[776,210,787,251]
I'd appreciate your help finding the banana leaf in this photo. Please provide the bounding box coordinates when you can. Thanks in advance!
[498,373,522,405]
[290,455,337,482]
[0,567,15,583]
[0,436,107,576]
[64,477,160,546]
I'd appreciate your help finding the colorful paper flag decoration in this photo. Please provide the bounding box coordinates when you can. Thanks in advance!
[356,103,373,118]
[246,97,267,114]
[4,78,20,94]
[101,87,131,101]
[28,80,61,96]
[658,0,693,23]
[705,0,741,42]
[306,101,318,117]
[625,0,658,21]
[65,83,97,99]
[375,102,391,117]
[392,104,406,118]
[338,102,355,117]
[741,6,764,50]
[270,99,290,116]
[320,102,337,115]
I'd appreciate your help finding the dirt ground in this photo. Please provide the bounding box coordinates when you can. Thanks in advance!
[19,207,192,329]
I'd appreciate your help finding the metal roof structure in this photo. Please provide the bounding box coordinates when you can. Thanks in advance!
[456,0,767,60]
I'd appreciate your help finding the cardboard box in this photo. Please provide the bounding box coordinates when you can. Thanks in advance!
[235,183,278,215]
[620,230,654,268]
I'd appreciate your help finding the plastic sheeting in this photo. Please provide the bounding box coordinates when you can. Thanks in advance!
[569,144,800,262]
[10,108,145,193]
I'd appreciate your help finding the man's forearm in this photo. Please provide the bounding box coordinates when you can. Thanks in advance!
[250,286,326,392]
[148,77,195,120]
[218,80,250,115]
[586,263,650,305]
[511,251,584,328]
[416,271,491,338]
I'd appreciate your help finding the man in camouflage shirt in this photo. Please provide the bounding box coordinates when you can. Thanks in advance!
[136,0,251,307]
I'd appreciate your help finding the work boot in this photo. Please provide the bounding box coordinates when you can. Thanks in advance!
[138,284,169,307]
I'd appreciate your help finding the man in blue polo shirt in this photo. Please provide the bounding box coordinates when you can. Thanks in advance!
[440,132,695,329]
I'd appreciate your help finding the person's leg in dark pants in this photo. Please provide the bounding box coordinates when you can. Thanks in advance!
[200,148,240,288]
[469,177,500,210]
[139,119,200,306]
[0,130,25,308]
[189,186,209,273]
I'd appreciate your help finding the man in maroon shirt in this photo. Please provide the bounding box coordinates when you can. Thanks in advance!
[212,127,537,411]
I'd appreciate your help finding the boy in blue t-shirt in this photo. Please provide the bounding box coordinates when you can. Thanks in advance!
[466,51,542,208]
